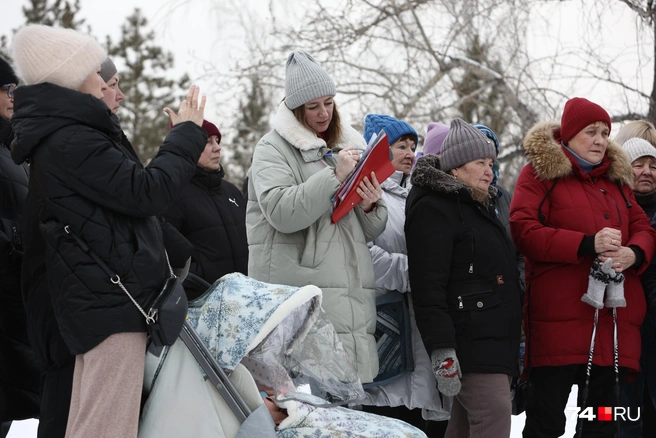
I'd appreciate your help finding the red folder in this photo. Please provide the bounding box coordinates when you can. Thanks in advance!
[331,132,395,223]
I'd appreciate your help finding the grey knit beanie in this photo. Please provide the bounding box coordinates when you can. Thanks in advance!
[284,51,336,110]
[100,57,117,83]
[440,118,497,171]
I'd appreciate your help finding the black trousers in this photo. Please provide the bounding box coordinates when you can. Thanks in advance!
[25,275,75,438]
[0,422,11,438]
[523,364,627,438]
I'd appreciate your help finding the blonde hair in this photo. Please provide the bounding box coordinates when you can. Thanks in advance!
[614,120,656,147]
[293,101,343,148]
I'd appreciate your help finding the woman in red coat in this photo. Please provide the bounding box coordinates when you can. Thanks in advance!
[510,97,656,438]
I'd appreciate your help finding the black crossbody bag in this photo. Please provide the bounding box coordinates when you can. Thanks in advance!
[64,225,187,348]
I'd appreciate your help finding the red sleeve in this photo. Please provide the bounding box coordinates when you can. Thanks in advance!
[509,165,586,264]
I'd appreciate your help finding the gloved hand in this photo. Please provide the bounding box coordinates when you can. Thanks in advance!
[582,258,613,309]
[431,348,461,396]
[605,268,626,308]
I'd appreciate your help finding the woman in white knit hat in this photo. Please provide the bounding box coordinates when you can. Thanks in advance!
[246,51,388,384]
[618,135,656,438]
[10,24,207,437]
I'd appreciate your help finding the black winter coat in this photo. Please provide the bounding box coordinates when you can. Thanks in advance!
[11,83,206,355]
[114,121,195,269]
[163,166,248,300]
[405,155,522,375]
[0,116,39,421]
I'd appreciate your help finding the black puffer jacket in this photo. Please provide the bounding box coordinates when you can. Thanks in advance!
[11,83,206,355]
[163,166,248,299]
[405,154,522,375]
[0,116,39,421]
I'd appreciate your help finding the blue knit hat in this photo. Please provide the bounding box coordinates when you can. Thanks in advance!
[363,114,418,146]
[472,123,500,186]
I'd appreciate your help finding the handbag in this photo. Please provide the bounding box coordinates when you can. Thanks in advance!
[64,225,188,348]
[363,291,414,388]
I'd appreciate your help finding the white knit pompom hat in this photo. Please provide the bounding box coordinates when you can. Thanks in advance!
[12,24,107,90]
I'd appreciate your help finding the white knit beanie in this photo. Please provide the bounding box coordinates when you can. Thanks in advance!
[12,24,107,90]
[284,51,336,110]
[622,137,656,164]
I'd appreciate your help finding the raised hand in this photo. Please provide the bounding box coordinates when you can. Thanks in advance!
[163,85,206,127]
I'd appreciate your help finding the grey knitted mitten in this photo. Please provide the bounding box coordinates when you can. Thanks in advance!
[431,348,461,397]
[582,258,613,309]
[605,268,626,308]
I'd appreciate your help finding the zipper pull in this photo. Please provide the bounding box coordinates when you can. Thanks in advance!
[469,263,474,274]
[458,296,463,310]
[12,226,20,246]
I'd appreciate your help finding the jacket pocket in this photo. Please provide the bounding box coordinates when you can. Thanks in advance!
[456,290,501,311]
[456,290,508,340]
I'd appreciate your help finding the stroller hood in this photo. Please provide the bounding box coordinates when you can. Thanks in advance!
[189,273,365,405]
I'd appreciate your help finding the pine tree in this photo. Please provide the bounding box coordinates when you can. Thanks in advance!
[22,0,86,29]
[107,8,189,163]
[224,75,272,191]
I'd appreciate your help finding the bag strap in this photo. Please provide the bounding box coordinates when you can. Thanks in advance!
[64,225,174,324]
[537,178,559,225]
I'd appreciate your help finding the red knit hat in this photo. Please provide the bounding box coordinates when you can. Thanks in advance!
[560,97,611,144]
[202,120,221,144]
[168,119,221,145]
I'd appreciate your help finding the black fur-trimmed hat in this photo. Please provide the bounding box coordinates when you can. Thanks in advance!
[0,56,19,85]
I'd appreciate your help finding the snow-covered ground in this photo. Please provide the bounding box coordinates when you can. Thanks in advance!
[6,387,580,437]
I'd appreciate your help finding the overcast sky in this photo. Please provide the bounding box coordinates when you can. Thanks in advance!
[1,0,652,128]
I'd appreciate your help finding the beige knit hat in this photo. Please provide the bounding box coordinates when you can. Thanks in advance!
[12,24,106,90]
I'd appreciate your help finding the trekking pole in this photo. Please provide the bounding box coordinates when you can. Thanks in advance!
[612,308,620,438]
[577,308,599,438]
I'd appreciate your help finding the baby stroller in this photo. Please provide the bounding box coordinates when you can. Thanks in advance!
[138,273,427,438]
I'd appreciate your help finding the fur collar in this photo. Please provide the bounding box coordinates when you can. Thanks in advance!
[272,101,367,152]
[522,121,634,186]
[411,154,496,204]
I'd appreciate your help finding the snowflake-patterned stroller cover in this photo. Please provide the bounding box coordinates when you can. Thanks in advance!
[187,273,365,406]
[188,273,427,438]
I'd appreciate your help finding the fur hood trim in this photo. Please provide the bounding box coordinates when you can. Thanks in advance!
[523,121,634,186]
[411,154,496,203]
[272,101,367,152]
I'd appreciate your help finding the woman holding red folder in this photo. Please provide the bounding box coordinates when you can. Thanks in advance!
[246,51,388,384]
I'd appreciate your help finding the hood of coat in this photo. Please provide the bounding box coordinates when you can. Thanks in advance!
[11,83,120,165]
[271,101,367,153]
[523,120,634,186]
[382,170,410,199]
[411,153,496,204]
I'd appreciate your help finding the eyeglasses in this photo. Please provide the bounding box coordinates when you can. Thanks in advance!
[1,83,16,98]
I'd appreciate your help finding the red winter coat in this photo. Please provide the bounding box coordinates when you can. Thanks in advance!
[510,121,656,372]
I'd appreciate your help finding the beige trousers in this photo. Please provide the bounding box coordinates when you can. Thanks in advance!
[445,373,512,438]
[65,332,147,438]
